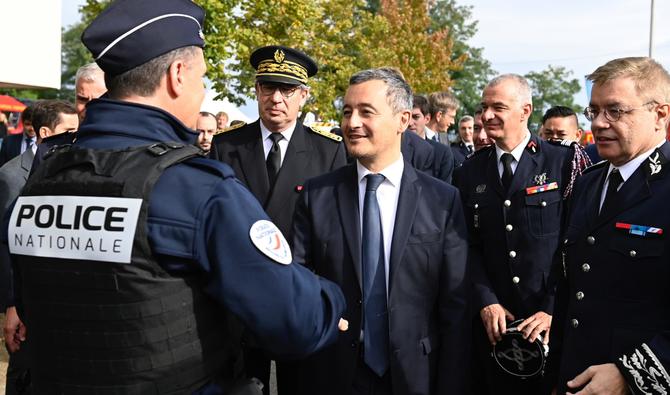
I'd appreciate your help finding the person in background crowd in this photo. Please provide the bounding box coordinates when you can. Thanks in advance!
[0,106,35,167]
[455,73,590,395]
[195,111,217,153]
[408,94,454,182]
[541,106,583,143]
[292,67,470,395]
[74,62,106,122]
[1,99,78,395]
[427,91,459,145]
[0,112,8,140]
[216,111,229,130]
[549,56,670,395]
[210,45,347,395]
[2,2,346,393]
[452,115,475,166]
[473,107,494,152]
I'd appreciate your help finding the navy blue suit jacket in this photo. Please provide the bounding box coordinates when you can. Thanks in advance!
[292,162,470,395]
[550,142,670,394]
[427,138,454,184]
[0,133,23,167]
[401,131,434,176]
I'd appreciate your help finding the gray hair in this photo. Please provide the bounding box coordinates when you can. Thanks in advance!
[105,46,200,99]
[487,74,533,106]
[459,115,474,125]
[349,67,412,113]
[75,62,104,85]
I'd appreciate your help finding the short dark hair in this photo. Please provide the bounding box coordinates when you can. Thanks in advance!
[21,105,34,123]
[198,111,217,121]
[105,46,199,99]
[31,100,77,131]
[349,67,412,113]
[542,106,577,125]
[412,95,430,116]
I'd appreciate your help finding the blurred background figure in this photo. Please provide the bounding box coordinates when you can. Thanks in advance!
[195,111,217,153]
[74,62,106,122]
[216,110,229,130]
[473,107,494,151]
[0,106,35,167]
[540,105,583,142]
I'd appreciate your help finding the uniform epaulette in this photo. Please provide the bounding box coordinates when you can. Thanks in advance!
[547,139,577,149]
[214,122,246,135]
[470,145,494,157]
[307,124,342,142]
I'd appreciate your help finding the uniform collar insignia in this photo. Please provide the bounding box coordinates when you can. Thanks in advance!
[534,172,547,185]
[526,140,537,154]
[645,148,667,180]
[475,184,487,193]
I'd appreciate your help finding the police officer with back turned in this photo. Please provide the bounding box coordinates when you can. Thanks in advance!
[1,0,346,393]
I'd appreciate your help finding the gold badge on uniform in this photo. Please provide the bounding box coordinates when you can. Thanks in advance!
[274,49,285,63]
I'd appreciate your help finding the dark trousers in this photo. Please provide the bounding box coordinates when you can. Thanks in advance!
[471,318,546,395]
[352,347,392,395]
[5,343,31,395]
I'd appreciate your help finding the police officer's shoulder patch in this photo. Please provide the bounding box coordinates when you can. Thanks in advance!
[215,122,246,135]
[307,124,342,142]
[249,220,292,265]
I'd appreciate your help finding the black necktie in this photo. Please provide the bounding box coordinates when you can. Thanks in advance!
[361,173,389,377]
[600,168,623,215]
[501,153,514,192]
[266,133,283,187]
[467,145,474,154]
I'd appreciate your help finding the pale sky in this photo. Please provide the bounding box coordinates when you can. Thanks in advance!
[62,0,670,117]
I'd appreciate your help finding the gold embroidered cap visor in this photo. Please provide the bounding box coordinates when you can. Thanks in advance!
[250,45,318,86]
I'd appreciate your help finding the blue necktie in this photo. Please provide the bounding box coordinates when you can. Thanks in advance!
[25,137,34,152]
[362,173,389,377]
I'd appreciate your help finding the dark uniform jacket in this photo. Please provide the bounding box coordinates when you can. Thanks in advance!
[0,133,24,167]
[401,131,434,176]
[452,142,472,167]
[2,98,346,394]
[210,119,346,240]
[292,162,470,395]
[427,137,454,183]
[550,142,670,394]
[455,134,575,318]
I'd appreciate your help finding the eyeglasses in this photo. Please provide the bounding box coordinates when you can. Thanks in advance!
[257,83,301,99]
[583,101,657,122]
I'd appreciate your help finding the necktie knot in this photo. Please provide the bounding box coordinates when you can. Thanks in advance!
[366,174,385,192]
[608,168,623,190]
[501,152,514,166]
[268,133,283,144]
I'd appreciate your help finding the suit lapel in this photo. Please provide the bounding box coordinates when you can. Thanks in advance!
[337,165,363,290]
[389,164,420,293]
[585,167,608,230]
[236,121,270,203]
[265,122,310,209]
[486,149,504,198]
[509,145,541,197]
[20,150,34,180]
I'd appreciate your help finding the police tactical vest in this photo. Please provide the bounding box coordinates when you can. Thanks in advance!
[9,143,244,394]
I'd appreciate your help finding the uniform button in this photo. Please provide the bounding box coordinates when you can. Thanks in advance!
[357,299,362,305]
[512,276,520,284]
[509,250,517,258]
[540,201,547,207]
[474,203,479,209]
[576,291,584,300]
[582,263,591,272]
[571,319,579,328]
[351,341,357,348]
[564,238,569,244]
[505,224,513,232]
[586,236,595,245]
[504,200,511,207]
[629,250,637,258]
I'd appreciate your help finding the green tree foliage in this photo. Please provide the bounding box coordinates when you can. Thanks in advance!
[428,0,495,117]
[524,65,581,129]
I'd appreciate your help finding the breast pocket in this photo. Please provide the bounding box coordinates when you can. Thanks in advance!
[524,189,562,238]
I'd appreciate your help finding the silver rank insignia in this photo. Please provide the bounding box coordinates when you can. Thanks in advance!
[649,152,662,175]
[475,184,487,194]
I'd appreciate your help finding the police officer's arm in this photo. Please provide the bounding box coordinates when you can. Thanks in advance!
[197,177,346,358]
[436,188,471,394]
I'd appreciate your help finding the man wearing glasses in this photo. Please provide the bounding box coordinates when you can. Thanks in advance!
[548,57,670,395]
[210,45,347,395]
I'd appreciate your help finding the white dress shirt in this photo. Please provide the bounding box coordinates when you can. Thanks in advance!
[424,126,437,142]
[356,155,404,294]
[599,142,665,209]
[495,132,531,177]
[260,120,296,166]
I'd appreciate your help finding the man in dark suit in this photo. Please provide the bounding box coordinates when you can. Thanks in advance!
[452,115,475,167]
[210,45,346,395]
[0,107,36,167]
[408,94,454,183]
[292,67,470,395]
[455,74,589,395]
[427,91,459,145]
[549,57,670,395]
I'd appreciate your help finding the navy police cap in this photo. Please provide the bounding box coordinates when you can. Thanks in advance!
[82,0,205,76]
[250,45,318,86]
